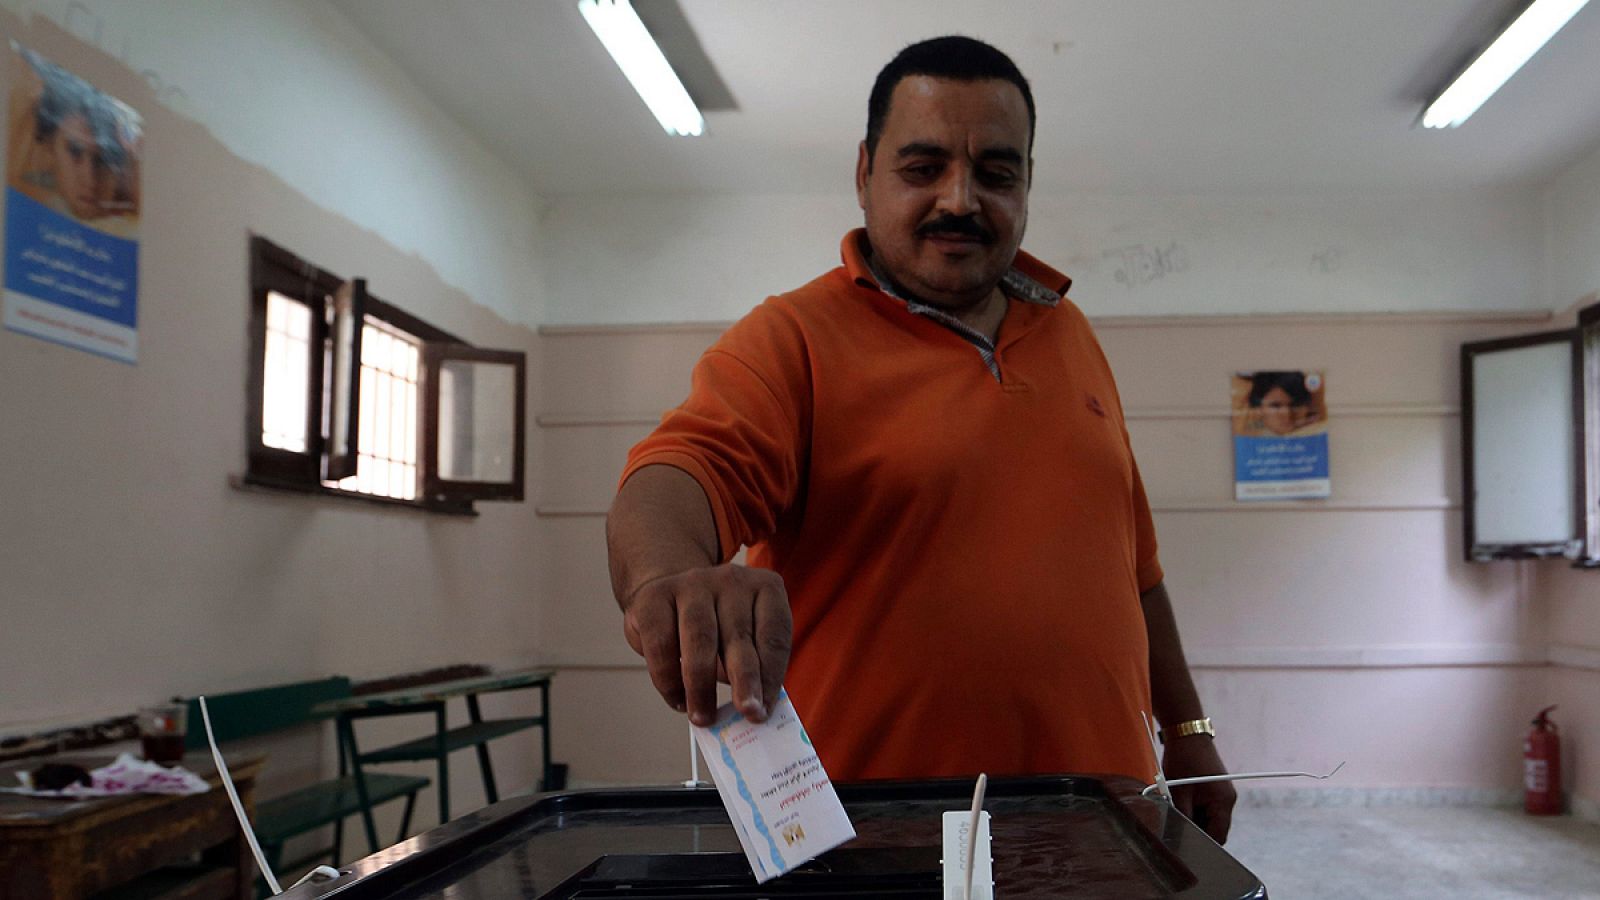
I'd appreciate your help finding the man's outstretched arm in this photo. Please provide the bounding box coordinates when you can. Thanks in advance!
[608,464,791,726]
[1141,579,1237,843]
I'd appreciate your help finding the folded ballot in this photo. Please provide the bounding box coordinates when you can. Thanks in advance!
[693,690,856,883]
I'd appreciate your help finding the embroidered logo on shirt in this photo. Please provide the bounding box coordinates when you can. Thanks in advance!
[1085,394,1107,417]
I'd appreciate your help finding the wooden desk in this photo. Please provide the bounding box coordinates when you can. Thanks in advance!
[0,752,264,900]
[313,668,554,848]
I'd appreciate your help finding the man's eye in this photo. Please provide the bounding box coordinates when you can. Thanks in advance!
[979,169,1018,188]
[901,164,941,181]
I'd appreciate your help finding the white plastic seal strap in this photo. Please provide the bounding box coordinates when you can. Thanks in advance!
[198,696,341,894]
[941,772,993,900]
[1140,708,1346,800]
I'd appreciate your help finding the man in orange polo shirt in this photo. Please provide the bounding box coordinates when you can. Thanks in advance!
[607,36,1236,841]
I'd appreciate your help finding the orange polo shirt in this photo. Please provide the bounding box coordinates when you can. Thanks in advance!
[621,230,1163,782]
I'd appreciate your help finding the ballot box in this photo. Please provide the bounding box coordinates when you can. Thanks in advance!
[280,774,1266,898]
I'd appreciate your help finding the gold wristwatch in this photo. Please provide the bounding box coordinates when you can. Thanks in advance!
[1158,717,1215,744]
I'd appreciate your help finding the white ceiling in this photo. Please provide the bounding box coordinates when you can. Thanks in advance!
[331,0,1600,196]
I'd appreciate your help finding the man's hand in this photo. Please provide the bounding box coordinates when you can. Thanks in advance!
[1163,736,1236,844]
[622,563,792,727]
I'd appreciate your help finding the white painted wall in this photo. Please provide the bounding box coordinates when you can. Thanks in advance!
[541,189,1544,325]
[1543,139,1600,309]
[0,0,547,327]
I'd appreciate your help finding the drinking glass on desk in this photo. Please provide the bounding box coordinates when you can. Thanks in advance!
[138,704,187,765]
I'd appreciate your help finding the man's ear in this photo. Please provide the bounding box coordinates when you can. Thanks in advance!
[854,141,870,210]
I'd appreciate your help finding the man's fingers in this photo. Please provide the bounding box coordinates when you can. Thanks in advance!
[1204,799,1233,844]
[753,581,793,715]
[1172,784,1195,820]
[623,612,645,658]
[677,587,720,726]
[716,591,766,721]
[621,565,790,729]
[626,595,684,714]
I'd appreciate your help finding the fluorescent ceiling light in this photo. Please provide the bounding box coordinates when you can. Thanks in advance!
[1423,0,1590,128]
[578,0,705,137]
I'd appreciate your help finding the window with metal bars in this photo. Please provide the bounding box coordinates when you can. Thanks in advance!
[244,236,526,512]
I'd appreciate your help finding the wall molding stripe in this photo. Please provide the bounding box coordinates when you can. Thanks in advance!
[538,414,661,428]
[1127,405,1460,421]
[1185,643,1546,669]
[537,405,1460,428]
[542,644,1600,672]
[539,309,1554,337]
[1549,643,1600,672]
[1155,499,1458,512]
[1238,786,1523,809]
[536,500,1459,518]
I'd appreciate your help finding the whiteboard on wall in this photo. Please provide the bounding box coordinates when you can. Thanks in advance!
[1464,333,1578,558]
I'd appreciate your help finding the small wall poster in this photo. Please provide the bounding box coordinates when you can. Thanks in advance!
[3,41,142,363]
[1231,370,1329,501]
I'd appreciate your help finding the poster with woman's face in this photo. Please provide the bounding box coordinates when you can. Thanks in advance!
[3,42,143,364]
[6,43,142,227]
[1230,370,1330,500]
[1230,370,1328,437]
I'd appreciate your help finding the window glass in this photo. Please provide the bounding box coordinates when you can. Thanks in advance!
[325,317,421,500]
[262,291,312,453]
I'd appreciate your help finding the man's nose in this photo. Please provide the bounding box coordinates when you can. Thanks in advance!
[936,167,979,216]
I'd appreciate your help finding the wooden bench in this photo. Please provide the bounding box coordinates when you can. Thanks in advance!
[180,677,429,881]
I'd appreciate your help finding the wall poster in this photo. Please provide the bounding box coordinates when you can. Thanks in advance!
[1231,370,1330,500]
[3,41,142,363]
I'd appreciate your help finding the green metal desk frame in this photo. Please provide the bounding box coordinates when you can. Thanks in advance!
[318,668,554,851]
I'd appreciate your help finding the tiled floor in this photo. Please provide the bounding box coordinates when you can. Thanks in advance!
[1226,805,1600,898]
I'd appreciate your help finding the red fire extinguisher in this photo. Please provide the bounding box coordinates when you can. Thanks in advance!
[1524,705,1562,815]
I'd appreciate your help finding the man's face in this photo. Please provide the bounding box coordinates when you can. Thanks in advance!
[856,75,1031,312]
[51,114,107,220]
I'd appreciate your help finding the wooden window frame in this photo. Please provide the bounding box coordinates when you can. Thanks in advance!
[243,235,526,514]
[422,344,528,503]
[1462,302,1599,567]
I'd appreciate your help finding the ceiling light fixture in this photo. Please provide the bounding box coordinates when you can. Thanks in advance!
[1422,0,1591,128]
[578,0,705,137]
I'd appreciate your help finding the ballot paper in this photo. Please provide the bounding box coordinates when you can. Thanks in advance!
[692,690,855,883]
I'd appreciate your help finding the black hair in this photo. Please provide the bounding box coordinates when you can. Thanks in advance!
[1246,371,1312,407]
[864,36,1035,168]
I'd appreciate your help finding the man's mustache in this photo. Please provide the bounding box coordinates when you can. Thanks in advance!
[915,215,994,243]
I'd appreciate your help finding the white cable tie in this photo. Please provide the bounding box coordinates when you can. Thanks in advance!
[1139,711,1171,801]
[1140,761,1347,798]
[963,772,988,900]
[287,866,342,889]
[199,696,283,895]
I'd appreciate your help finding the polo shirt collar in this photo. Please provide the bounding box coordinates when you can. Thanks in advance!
[841,228,1070,307]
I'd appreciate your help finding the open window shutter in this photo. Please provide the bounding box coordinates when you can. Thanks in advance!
[421,343,527,503]
[324,278,366,481]
[1461,329,1584,561]
[246,239,329,489]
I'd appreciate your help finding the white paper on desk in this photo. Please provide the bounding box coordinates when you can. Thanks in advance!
[3,753,209,797]
[692,690,855,883]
